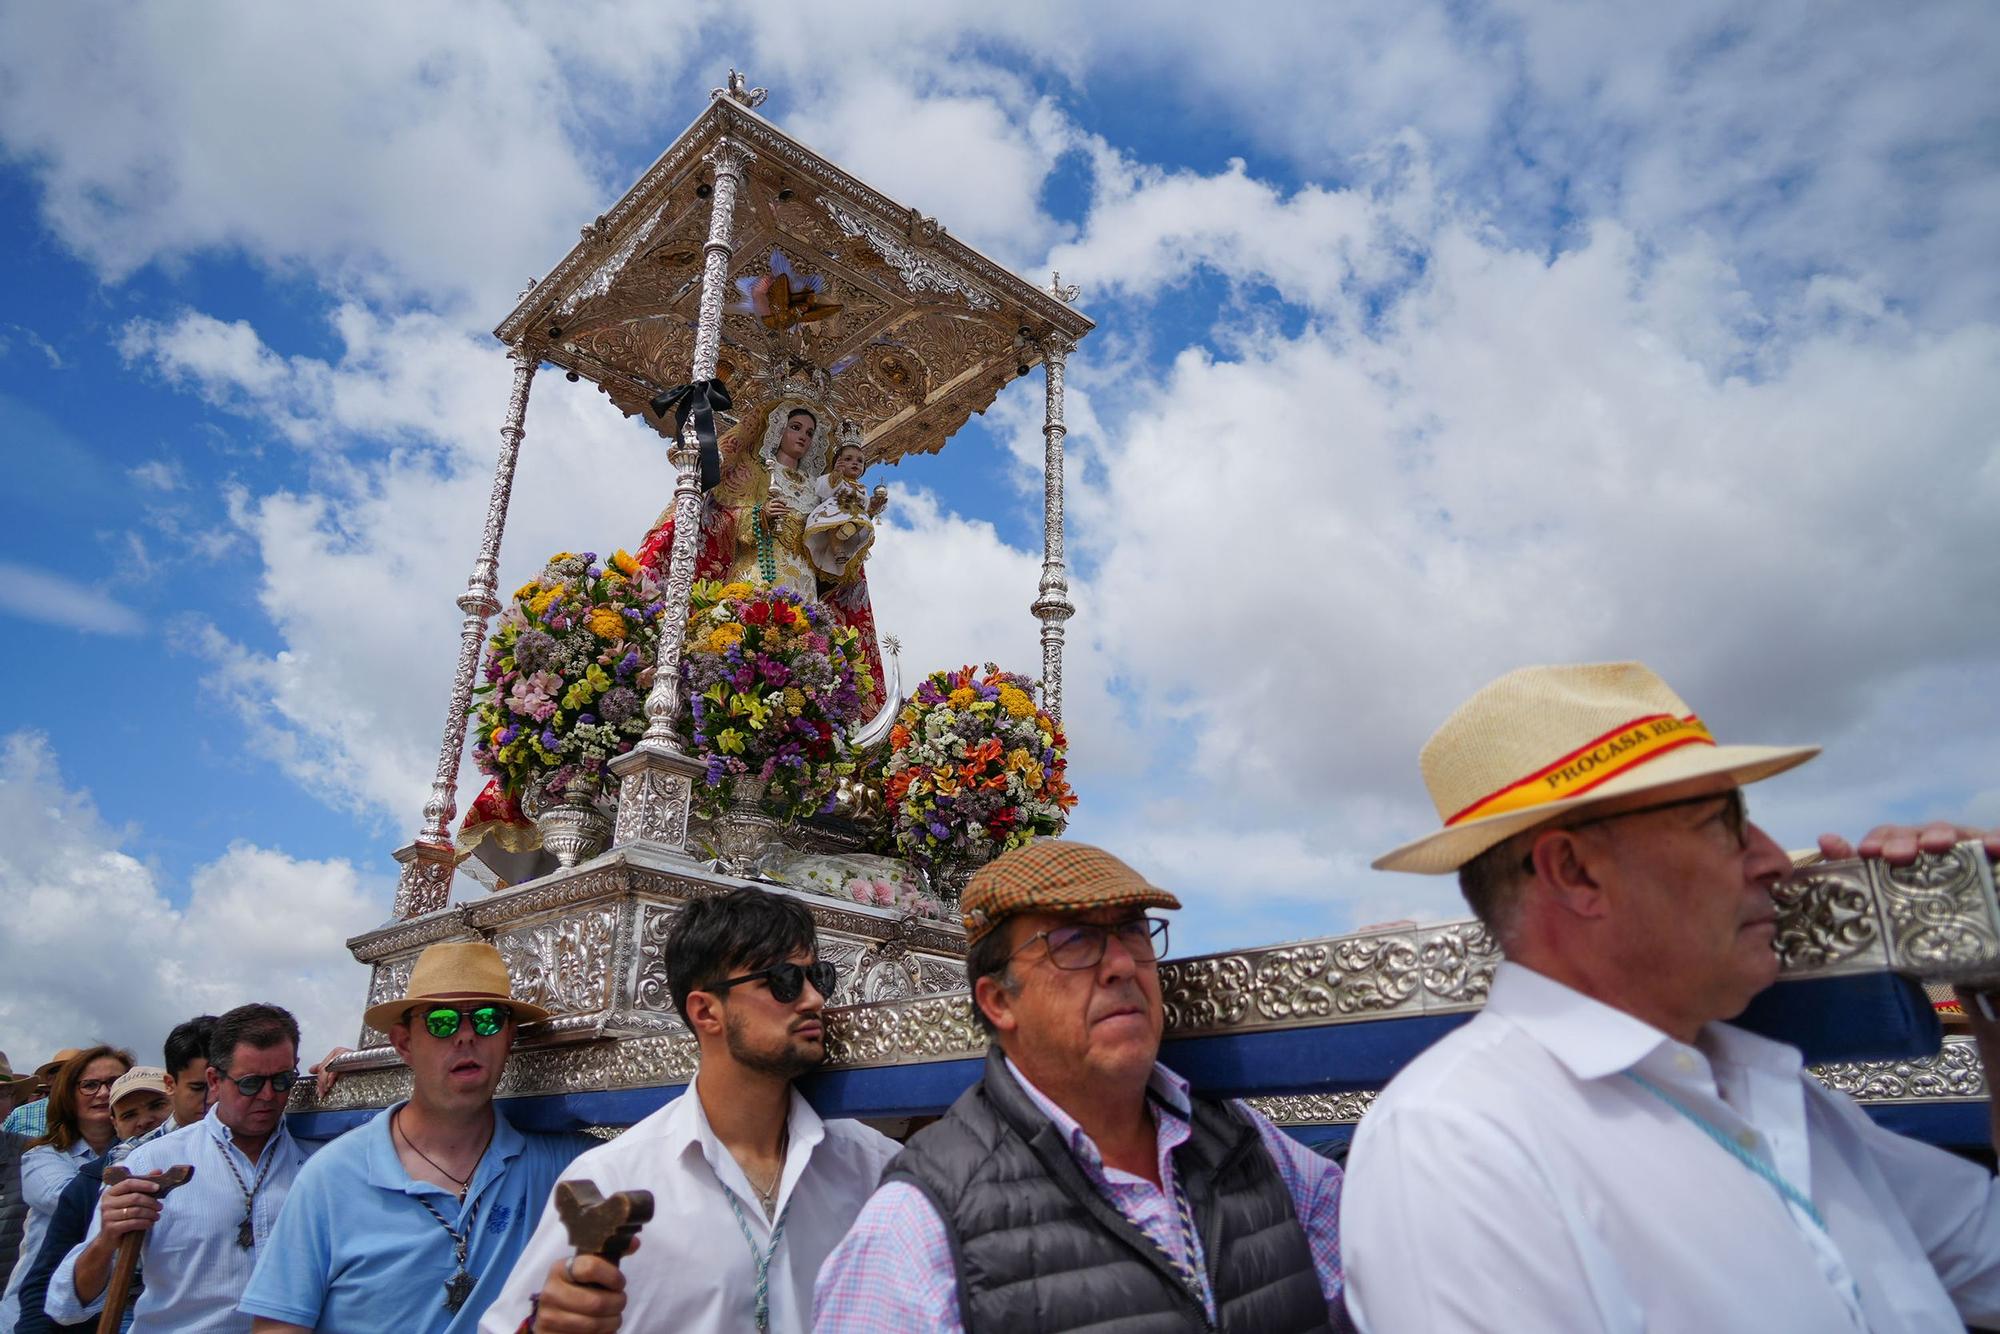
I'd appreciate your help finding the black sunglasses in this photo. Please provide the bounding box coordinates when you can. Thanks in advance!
[220,1070,301,1098]
[711,960,838,1004]
[423,1005,513,1039]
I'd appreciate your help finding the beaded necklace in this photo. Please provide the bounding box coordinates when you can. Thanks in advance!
[411,1192,483,1313]
[216,1132,279,1249]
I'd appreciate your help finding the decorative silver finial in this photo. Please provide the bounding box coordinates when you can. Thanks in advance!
[1048,271,1081,304]
[712,70,769,109]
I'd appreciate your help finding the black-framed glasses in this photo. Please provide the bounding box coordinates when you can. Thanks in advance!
[1010,917,1170,971]
[77,1077,120,1095]
[1523,789,1748,872]
[423,1005,513,1039]
[222,1070,301,1098]
[712,960,838,1004]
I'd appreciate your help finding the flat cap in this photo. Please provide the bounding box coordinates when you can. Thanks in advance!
[961,840,1181,942]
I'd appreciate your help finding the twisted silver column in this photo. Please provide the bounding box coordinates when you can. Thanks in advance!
[611,138,750,849]
[394,344,540,918]
[1031,331,1076,723]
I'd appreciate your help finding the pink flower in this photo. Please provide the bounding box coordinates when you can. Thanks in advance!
[846,878,872,903]
[871,879,896,906]
[506,670,562,722]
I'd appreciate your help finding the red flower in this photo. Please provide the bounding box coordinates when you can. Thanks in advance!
[742,602,769,626]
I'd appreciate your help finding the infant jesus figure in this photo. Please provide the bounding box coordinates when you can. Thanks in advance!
[804,440,888,585]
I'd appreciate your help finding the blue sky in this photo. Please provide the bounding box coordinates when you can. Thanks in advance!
[2,1,1997,1062]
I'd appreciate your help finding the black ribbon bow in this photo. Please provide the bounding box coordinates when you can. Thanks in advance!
[650,378,733,493]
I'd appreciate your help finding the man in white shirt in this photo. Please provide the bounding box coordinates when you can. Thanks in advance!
[49,1003,313,1332]
[480,887,897,1334]
[1342,660,2000,1333]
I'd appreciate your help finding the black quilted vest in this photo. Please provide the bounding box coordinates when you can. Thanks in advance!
[883,1048,1332,1333]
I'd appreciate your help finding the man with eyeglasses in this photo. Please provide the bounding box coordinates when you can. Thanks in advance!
[237,940,589,1333]
[481,886,898,1334]
[49,1003,313,1331]
[1341,661,2000,1333]
[815,839,1349,1332]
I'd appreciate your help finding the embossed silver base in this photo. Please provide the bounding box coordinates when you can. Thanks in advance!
[307,843,1998,1124]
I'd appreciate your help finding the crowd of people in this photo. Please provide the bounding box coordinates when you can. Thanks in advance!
[1,659,1997,1332]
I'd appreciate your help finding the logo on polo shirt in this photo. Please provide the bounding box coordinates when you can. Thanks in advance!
[487,1203,512,1234]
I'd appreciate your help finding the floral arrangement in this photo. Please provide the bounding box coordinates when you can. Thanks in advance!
[471,550,662,808]
[680,580,873,821]
[883,664,1076,889]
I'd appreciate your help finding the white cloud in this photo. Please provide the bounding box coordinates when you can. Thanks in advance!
[0,561,144,636]
[128,459,186,492]
[0,732,383,1065]
[6,6,1998,955]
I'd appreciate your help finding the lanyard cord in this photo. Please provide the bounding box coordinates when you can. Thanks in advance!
[1623,1070,1827,1230]
[216,1133,278,1247]
[719,1184,791,1334]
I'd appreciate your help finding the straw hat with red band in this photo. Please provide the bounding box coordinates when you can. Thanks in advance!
[363,939,551,1034]
[1374,661,1820,875]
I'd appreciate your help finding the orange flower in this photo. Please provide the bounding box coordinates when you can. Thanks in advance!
[889,724,911,749]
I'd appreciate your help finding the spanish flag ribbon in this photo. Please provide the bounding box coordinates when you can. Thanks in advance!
[1444,713,1717,827]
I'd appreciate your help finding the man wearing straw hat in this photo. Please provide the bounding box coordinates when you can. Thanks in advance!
[816,839,1348,1333]
[1341,661,2000,1333]
[237,940,590,1333]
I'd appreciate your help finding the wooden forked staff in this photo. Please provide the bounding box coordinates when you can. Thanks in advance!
[96,1164,194,1334]
[555,1179,653,1267]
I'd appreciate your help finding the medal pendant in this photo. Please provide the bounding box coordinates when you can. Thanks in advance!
[444,1268,474,1313]
[237,1215,255,1249]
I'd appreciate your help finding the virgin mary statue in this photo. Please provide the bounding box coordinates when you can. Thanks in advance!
[457,395,888,866]
[632,395,887,698]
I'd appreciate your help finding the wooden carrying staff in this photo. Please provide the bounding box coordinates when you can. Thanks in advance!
[555,1179,653,1268]
[96,1164,194,1334]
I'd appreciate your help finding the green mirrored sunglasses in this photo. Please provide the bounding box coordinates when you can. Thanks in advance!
[423,1005,512,1039]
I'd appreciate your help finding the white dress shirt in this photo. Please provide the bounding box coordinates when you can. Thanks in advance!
[1341,962,2000,1333]
[480,1081,898,1334]
[47,1105,311,1331]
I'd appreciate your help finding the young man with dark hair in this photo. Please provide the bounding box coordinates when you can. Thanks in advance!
[160,1016,218,1133]
[49,1002,312,1331]
[481,887,897,1334]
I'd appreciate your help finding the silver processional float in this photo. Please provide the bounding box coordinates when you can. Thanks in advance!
[292,73,1998,1153]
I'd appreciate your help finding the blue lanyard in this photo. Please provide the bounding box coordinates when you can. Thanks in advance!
[719,1180,791,1334]
[1623,1070,1827,1231]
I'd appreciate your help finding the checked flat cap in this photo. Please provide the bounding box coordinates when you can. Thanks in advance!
[961,840,1180,942]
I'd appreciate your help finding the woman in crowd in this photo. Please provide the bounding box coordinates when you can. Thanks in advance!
[0,1046,132,1329]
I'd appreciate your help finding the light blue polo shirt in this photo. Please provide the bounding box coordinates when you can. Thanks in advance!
[238,1104,589,1333]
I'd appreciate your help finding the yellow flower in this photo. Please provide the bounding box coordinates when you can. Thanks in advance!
[612,549,640,576]
[587,608,627,640]
[783,687,805,712]
[717,727,746,755]
[998,685,1035,718]
[700,623,745,653]
[948,687,976,708]
[719,581,755,601]
[528,587,560,616]
[513,580,541,602]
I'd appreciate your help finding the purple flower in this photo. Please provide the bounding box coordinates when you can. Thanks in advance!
[599,687,641,724]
